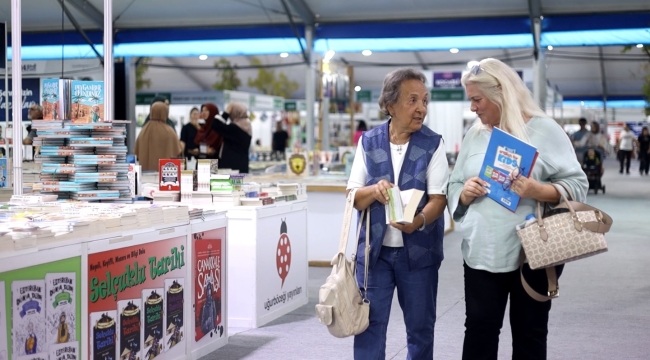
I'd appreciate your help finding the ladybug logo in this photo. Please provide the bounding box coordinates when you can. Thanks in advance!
[276,218,292,288]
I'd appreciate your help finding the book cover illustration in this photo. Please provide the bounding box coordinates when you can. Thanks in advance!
[48,341,78,360]
[15,353,47,360]
[478,127,539,212]
[0,282,7,360]
[0,158,7,188]
[159,160,181,192]
[70,81,104,124]
[141,289,164,359]
[194,239,223,342]
[45,273,76,346]
[90,311,116,360]
[41,79,71,121]
[12,280,46,357]
[117,300,141,360]
[164,279,184,351]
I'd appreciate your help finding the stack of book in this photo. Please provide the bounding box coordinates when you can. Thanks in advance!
[33,79,132,202]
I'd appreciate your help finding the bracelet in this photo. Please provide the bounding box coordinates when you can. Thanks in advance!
[418,212,427,231]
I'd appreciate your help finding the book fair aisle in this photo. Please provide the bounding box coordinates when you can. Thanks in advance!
[0,79,311,360]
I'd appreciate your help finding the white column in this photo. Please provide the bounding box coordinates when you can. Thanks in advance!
[304,25,315,151]
[532,18,547,111]
[103,0,113,120]
[11,0,22,194]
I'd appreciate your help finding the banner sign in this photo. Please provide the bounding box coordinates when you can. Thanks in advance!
[432,72,463,89]
[87,236,187,360]
[0,78,41,121]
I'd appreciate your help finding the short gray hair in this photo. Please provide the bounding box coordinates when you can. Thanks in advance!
[378,68,427,116]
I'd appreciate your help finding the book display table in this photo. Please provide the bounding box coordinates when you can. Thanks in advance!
[226,200,309,328]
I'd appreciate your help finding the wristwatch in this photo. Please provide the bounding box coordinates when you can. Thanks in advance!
[418,212,427,231]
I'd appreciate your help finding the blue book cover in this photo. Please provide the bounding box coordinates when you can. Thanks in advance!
[70,80,104,123]
[0,158,6,188]
[478,127,539,212]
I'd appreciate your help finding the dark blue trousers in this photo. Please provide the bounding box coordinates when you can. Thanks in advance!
[354,246,440,360]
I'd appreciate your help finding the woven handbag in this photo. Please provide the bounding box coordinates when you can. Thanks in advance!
[517,183,613,301]
[315,188,370,338]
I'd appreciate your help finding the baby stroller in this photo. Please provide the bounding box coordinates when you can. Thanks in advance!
[582,148,606,194]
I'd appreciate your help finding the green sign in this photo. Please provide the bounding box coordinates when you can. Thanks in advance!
[285,101,297,111]
[136,92,172,105]
[274,98,284,110]
[430,89,465,102]
[356,90,372,103]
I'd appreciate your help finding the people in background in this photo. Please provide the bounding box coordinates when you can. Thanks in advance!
[571,117,589,163]
[23,104,43,146]
[210,102,252,174]
[580,121,609,157]
[180,107,201,160]
[353,119,368,146]
[637,126,650,175]
[143,96,176,133]
[346,68,449,359]
[194,103,223,161]
[272,121,289,159]
[617,123,635,175]
[135,102,181,171]
[448,58,587,360]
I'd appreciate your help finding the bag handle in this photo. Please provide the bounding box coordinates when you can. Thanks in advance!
[553,182,613,234]
[519,249,558,302]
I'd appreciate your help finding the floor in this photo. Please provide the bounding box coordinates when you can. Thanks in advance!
[203,157,650,359]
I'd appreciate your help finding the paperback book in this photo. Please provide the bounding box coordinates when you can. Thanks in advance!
[47,341,78,360]
[12,280,46,357]
[70,81,104,124]
[141,289,164,359]
[385,187,425,224]
[164,279,184,351]
[117,299,141,360]
[0,282,7,360]
[45,272,76,346]
[90,311,117,360]
[41,79,71,121]
[159,159,181,192]
[478,127,539,212]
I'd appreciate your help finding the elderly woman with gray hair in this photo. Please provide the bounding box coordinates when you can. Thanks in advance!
[210,101,252,174]
[346,68,449,359]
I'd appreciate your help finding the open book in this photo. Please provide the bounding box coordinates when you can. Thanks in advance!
[479,127,539,212]
[385,187,425,224]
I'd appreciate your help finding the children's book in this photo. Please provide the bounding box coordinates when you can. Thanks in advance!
[41,79,71,121]
[385,187,425,224]
[478,127,539,212]
[70,81,104,124]
[90,311,117,360]
[0,282,7,360]
[0,158,7,188]
[159,160,181,192]
[117,299,141,360]
[12,280,46,357]
[164,279,184,351]
[48,341,78,360]
[141,289,164,359]
[45,273,76,346]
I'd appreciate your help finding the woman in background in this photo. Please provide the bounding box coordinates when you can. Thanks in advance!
[195,103,223,161]
[135,102,181,171]
[210,102,252,173]
[180,107,201,161]
[353,120,368,146]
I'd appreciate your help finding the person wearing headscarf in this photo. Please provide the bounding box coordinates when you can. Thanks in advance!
[210,102,252,174]
[135,102,182,171]
[194,103,224,161]
[143,95,176,133]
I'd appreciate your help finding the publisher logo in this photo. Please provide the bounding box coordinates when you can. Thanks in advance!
[276,219,292,288]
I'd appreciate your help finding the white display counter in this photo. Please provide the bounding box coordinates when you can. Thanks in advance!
[226,200,309,328]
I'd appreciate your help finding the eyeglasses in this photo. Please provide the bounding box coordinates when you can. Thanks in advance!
[471,65,483,75]
[502,165,526,192]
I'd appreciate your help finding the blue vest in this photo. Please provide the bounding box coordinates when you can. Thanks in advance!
[358,121,445,270]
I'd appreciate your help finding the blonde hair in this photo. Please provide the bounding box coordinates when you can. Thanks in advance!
[461,58,547,142]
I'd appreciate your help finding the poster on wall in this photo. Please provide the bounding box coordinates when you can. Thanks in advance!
[193,228,225,346]
[257,213,307,317]
[87,237,187,360]
[0,257,81,360]
[0,281,7,360]
[0,78,41,122]
[48,341,79,360]
[164,279,184,352]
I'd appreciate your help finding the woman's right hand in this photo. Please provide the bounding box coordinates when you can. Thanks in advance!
[189,148,200,156]
[460,176,488,206]
[373,179,394,205]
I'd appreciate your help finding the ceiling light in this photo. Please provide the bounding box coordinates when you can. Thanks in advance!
[467,60,480,69]
[324,50,335,62]
[449,48,459,54]
[547,45,553,50]
[362,50,372,56]
[354,86,361,92]
[637,44,644,48]
[199,54,208,60]
[580,101,585,106]
[280,52,289,58]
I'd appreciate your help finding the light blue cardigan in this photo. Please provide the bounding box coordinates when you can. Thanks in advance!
[447,117,589,273]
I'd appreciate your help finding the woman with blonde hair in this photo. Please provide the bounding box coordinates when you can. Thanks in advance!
[135,102,181,171]
[447,58,588,360]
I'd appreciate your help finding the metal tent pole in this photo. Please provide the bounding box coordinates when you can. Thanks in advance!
[11,0,22,195]
[104,0,113,120]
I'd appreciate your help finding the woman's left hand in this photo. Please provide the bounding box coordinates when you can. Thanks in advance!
[509,175,540,199]
[206,146,216,155]
[389,221,419,234]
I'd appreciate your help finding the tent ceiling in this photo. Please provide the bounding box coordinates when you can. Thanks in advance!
[0,0,648,100]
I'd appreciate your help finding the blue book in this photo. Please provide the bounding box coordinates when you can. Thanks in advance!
[478,127,539,212]
[0,158,6,188]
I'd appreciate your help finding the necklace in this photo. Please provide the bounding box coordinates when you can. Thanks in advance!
[390,126,408,155]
